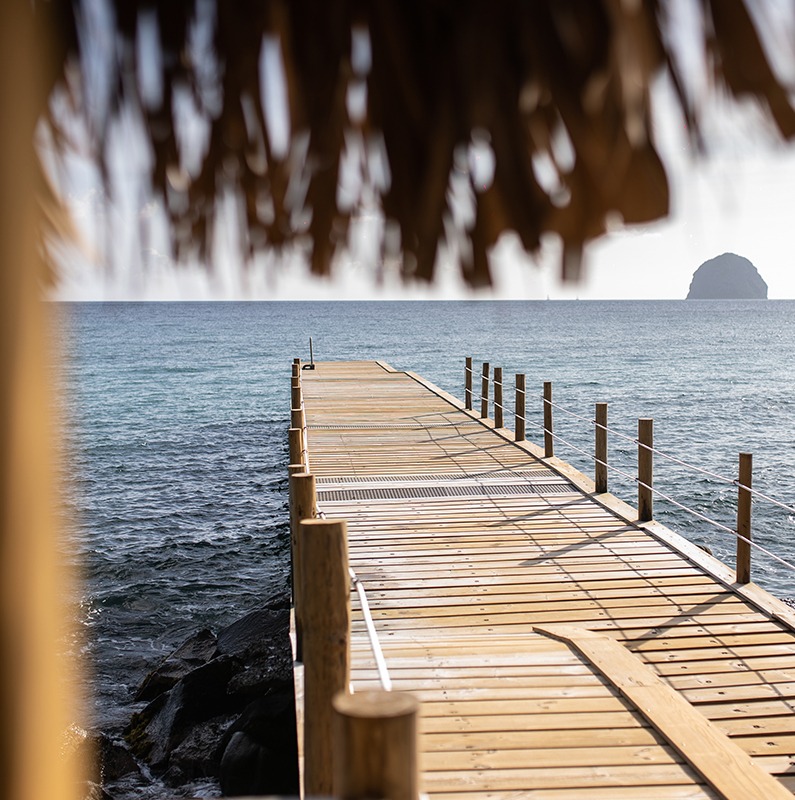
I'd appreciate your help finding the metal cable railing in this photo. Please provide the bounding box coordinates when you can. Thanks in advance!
[315,510,392,691]
[349,567,393,691]
[465,356,795,580]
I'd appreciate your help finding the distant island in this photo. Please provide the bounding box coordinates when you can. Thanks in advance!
[686,253,768,299]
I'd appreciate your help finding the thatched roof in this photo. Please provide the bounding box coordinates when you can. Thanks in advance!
[40,0,795,286]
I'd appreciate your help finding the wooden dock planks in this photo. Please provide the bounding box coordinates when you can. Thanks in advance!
[296,361,795,798]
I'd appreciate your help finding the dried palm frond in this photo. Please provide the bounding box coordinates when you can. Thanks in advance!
[37,0,795,286]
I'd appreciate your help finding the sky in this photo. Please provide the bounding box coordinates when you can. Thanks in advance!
[50,11,795,302]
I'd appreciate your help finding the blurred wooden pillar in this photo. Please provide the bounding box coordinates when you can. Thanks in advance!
[0,4,80,799]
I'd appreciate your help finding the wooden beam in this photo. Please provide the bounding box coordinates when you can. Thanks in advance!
[535,624,793,800]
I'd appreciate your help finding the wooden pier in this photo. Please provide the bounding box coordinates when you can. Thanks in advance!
[290,360,795,799]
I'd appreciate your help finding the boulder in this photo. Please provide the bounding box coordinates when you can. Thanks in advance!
[219,690,299,797]
[120,599,297,796]
[218,607,293,700]
[686,253,768,299]
[162,713,238,785]
[126,655,244,769]
[135,628,218,702]
[217,607,290,662]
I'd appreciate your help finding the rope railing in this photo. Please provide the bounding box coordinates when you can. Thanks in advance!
[472,365,795,521]
[464,355,795,584]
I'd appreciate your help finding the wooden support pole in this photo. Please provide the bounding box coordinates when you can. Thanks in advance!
[301,519,350,798]
[736,452,753,584]
[494,367,503,428]
[515,374,526,442]
[333,690,419,800]
[291,405,305,431]
[288,427,303,466]
[481,362,490,418]
[465,357,473,410]
[292,362,300,380]
[595,402,608,494]
[638,418,654,522]
[291,382,302,412]
[543,382,554,457]
[290,472,316,662]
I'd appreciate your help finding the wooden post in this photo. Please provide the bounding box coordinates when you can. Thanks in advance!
[291,405,305,431]
[288,427,303,466]
[333,690,419,800]
[291,382,302,412]
[292,361,300,379]
[595,402,608,493]
[515,374,526,442]
[543,382,554,457]
[736,452,753,584]
[494,367,503,428]
[465,357,473,411]
[481,362,490,418]
[301,518,350,798]
[638,418,654,522]
[290,472,317,662]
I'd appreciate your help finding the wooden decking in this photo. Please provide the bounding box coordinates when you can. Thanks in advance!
[297,360,795,799]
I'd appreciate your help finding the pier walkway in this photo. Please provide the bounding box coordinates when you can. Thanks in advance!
[295,360,795,799]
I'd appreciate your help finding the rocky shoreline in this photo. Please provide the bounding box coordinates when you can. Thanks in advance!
[78,590,299,798]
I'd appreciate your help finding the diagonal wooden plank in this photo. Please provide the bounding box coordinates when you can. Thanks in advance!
[535,624,793,800]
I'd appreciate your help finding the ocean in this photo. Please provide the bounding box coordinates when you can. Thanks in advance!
[61,299,795,788]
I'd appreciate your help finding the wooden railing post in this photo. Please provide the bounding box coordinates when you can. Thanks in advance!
[481,362,490,418]
[288,427,303,466]
[292,362,300,380]
[638,418,653,522]
[543,382,554,457]
[465,357,473,410]
[333,690,419,800]
[290,472,316,662]
[736,452,753,584]
[291,381,302,413]
[595,402,608,493]
[515,374,526,442]
[494,367,503,428]
[301,518,350,797]
[291,404,305,431]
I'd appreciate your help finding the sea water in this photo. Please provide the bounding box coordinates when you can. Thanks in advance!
[61,299,795,755]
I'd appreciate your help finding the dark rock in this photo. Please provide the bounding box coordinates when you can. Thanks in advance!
[135,628,218,702]
[219,690,299,797]
[120,600,297,796]
[686,253,768,299]
[126,655,244,769]
[217,607,290,662]
[217,607,293,702]
[227,658,293,700]
[97,735,141,782]
[164,714,237,785]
